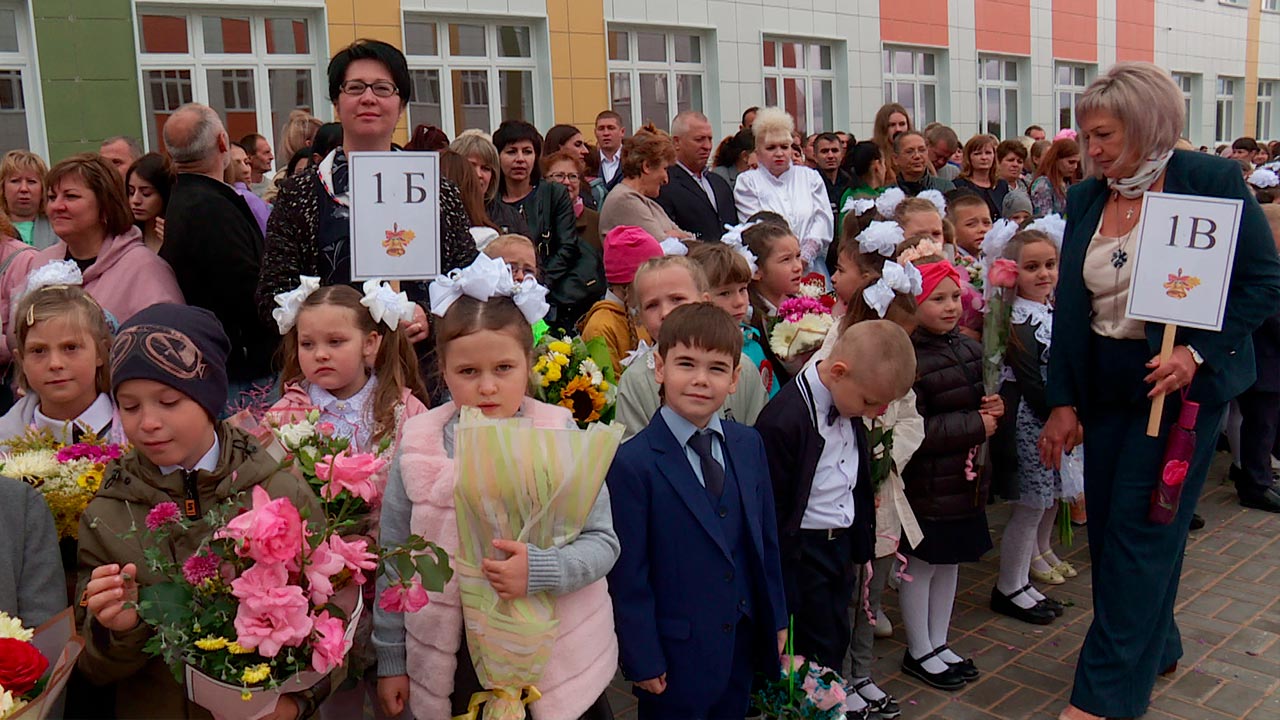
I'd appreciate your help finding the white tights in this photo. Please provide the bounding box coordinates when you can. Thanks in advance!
[898,558,960,673]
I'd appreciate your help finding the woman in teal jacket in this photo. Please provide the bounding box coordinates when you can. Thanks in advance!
[1041,64,1280,720]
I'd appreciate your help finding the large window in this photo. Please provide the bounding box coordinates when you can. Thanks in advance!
[137,9,321,157]
[1215,76,1238,143]
[606,29,706,133]
[404,18,538,136]
[977,55,1021,139]
[1054,62,1089,132]
[1172,72,1196,140]
[763,38,836,134]
[882,47,938,127]
[0,3,39,155]
[1258,80,1274,140]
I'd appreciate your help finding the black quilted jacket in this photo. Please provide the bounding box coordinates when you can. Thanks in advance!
[902,328,991,522]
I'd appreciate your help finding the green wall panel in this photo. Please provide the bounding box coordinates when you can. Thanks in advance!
[32,0,142,161]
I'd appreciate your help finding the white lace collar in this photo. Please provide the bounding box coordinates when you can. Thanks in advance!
[1011,297,1054,360]
[307,375,376,450]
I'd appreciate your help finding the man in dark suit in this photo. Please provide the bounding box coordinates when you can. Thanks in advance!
[1232,311,1280,512]
[608,304,787,720]
[657,111,738,242]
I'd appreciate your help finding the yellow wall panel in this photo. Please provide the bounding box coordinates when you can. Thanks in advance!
[554,78,576,124]
[566,1,604,35]
[550,32,573,80]
[568,32,605,77]
[547,0,569,33]
[324,0,408,144]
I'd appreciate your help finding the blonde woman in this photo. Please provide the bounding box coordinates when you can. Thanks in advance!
[0,151,56,248]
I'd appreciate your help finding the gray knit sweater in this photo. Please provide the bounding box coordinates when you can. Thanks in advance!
[0,477,67,627]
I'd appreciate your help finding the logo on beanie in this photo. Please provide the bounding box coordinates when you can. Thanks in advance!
[111,325,207,380]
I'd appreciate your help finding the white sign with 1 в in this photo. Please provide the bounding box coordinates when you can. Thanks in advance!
[348,151,441,281]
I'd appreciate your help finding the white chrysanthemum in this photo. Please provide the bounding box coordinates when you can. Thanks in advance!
[796,283,825,299]
[0,449,60,481]
[0,687,22,717]
[0,611,33,641]
[769,316,833,360]
[275,421,316,448]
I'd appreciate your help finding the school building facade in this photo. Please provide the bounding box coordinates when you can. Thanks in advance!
[4,0,1278,162]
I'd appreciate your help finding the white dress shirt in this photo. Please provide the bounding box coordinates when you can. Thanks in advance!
[160,434,222,475]
[34,393,115,444]
[676,161,718,211]
[599,149,621,184]
[733,164,834,266]
[798,364,859,530]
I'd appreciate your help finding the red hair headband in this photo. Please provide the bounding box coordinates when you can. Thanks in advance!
[915,260,962,303]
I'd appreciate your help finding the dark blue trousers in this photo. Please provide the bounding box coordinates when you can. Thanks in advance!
[636,618,755,720]
[1070,341,1226,717]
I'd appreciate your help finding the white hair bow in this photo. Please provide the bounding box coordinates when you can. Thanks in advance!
[660,237,689,256]
[719,222,760,273]
[469,226,500,251]
[917,189,948,215]
[842,197,876,217]
[360,280,417,331]
[1027,213,1067,250]
[857,221,906,257]
[428,252,549,325]
[23,260,83,298]
[875,187,907,219]
[272,275,321,334]
[1248,167,1279,189]
[981,218,1020,259]
[862,260,922,317]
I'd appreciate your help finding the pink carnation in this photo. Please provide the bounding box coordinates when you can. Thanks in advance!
[326,535,378,585]
[315,451,387,504]
[230,563,313,657]
[378,581,429,614]
[302,539,346,605]
[145,502,181,530]
[777,296,831,323]
[309,611,351,674]
[56,443,123,463]
[182,551,221,586]
[215,486,305,567]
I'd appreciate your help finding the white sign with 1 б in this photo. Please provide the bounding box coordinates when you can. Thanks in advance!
[348,151,441,281]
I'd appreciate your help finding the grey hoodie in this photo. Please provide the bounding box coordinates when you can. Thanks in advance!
[0,476,66,627]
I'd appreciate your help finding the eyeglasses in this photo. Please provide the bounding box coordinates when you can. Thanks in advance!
[506,261,539,279]
[547,172,580,182]
[340,80,399,98]
[901,148,929,157]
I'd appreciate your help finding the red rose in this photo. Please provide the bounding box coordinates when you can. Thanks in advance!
[0,637,50,695]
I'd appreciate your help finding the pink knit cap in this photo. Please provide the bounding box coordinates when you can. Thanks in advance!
[603,226,663,284]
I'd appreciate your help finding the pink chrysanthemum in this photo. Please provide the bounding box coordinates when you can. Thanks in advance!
[145,502,181,530]
[183,551,221,586]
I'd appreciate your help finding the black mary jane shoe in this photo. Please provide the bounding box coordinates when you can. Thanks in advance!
[850,678,901,719]
[901,647,967,691]
[844,706,871,720]
[991,585,1056,625]
[937,645,981,682]
[1037,594,1066,617]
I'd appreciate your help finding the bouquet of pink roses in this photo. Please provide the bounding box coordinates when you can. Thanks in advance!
[750,654,854,719]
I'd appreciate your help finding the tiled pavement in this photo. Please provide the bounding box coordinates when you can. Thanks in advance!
[606,454,1280,719]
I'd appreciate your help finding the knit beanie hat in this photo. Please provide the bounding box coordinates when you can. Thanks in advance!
[110,304,231,419]
[603,225,663,284]
[1002,189,1033,219]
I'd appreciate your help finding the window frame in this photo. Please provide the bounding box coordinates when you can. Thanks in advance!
[1257,80,1275,140]
[882,46,940,128]
[976,54,1023,139]
[402,16,542,137]
[135,6,324,155]
[605,26,708,133]
[1215,76,1239,144]
[1172,72,1197,141]
[1053,61,1090,132]
[761,35,837,135]
[0,1,44,157]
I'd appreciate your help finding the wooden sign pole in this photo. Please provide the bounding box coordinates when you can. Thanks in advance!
[1146,324,1178,437]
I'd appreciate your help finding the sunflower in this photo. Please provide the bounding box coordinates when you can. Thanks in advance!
[558,376,607,424]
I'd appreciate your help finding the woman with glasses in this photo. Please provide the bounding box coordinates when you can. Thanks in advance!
[598,124,693,245]
[256,39,475,342]
[543,150,605,314]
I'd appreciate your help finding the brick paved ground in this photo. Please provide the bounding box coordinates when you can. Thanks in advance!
[607,454,1280,719]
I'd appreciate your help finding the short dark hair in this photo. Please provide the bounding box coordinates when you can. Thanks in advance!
[327,39,412,104]
[924,124,959,151]
[311,122,344,159]
[1024,124,1045,135]
[892,130,925,154]
[239,133,266,151]
[595,110,623,126]
[493,120,544,187]
[657,302,742,365]
[1232,136,1260,153]
[847,141,882,180]
[741,106,760,126]
[688,241,752,287]
[814,132,842,147]
[996,138,1028,161]
[945,188,989,222]
[286,147,312,176]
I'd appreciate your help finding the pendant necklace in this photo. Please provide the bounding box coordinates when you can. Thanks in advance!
[1109,192,1137,269]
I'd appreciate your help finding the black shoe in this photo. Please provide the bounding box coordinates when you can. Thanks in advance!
[845,708,871,720]
[991,586,1056,625]
[1189,513,1205,530]
[1037,595,1066,617]
[1240,486,1280,514]
[938,645,980,682]
[850,678,901,719]
[901,648,966,690]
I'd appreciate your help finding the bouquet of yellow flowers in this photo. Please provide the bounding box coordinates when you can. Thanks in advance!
[532,336,618,428]
[0,429,125,539]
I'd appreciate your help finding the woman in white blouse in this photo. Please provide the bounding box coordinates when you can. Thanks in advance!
[734,107,834,277]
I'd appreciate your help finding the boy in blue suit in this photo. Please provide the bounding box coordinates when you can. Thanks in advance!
[608,302,788,720]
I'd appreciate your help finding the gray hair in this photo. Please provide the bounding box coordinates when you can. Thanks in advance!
[671,110,709,137]
[449,133,501,203]
[100,135,143,160]
[1076,62,1184,178]
[162,104,224,166]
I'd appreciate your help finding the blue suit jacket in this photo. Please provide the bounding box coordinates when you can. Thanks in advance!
[606,410,788,709]
[1047,150,1280,412]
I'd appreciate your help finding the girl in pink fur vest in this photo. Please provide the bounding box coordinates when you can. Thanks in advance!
[374,256,620,720]
[267,280,430,720]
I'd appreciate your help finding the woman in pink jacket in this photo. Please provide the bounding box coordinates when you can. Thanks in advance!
[24,154,182,326]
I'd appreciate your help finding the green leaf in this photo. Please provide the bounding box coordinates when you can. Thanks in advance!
[415,545,454,591]
[139,582,194,628]
[394,553,415,583]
